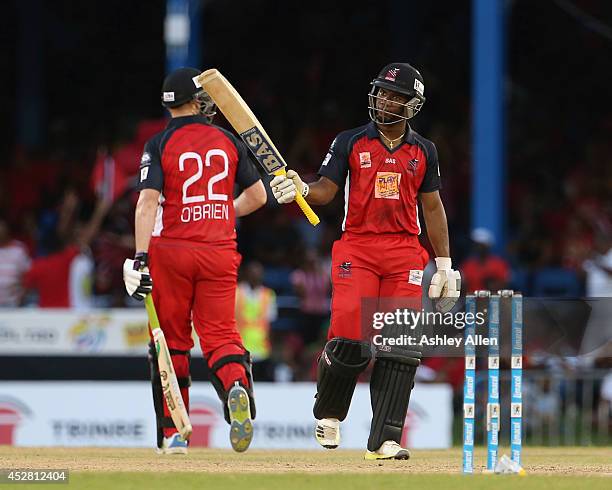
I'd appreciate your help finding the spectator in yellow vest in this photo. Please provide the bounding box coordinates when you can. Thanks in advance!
[236,261,277,381]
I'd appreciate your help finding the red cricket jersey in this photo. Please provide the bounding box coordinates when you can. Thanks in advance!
[318,122,441,235]
[137,115,260,244]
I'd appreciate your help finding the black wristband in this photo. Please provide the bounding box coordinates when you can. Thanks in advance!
[134,252,149,270]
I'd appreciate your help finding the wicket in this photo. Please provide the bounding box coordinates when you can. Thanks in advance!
[462,290,523,474]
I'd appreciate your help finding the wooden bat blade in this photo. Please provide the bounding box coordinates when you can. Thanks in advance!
[198,69,285,175]
[197,69,320,226]
[146,296,192,440]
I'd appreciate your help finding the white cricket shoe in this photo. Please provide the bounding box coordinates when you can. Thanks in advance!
[315,418,340,449]
[364,440,410,460]
[157,432,188,455]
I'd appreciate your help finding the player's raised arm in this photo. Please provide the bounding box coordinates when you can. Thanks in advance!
[270,172,339,206]
[270,131,350,207]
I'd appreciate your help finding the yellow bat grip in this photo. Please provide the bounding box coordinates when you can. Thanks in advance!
[273,169,320,226]
[144,295,160,329]
[295,194,320,226]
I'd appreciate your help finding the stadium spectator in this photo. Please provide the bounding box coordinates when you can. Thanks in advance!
[92,196,136,307]
[23,194,110,308]
[460,228,510,293]
[0,218,31,307]
[290,248,330,346]
[236,261,278,381]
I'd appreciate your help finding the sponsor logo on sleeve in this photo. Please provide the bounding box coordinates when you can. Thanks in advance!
[322,153,332,166]
[140,152,151,165]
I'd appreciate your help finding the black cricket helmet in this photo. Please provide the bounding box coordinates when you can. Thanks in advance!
[368,62,426,125]
[161,67,216,122]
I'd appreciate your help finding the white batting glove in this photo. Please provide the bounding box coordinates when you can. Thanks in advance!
[269,170,308,204]
[123,253,152,301]
[428,257,461,312]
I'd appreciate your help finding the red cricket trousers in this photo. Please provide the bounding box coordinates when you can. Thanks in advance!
[328,232,429,341]
[148,237,249,435]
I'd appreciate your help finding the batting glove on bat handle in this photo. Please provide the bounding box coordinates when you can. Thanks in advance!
[123,252,153,301]
[282,169,319,225]
[269,170,320,226]
[428,257,461,313]
[270,169,307,202]
[270,173,298,204]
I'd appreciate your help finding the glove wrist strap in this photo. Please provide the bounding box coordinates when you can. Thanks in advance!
[301,183,309,198]
[434,257,452,270]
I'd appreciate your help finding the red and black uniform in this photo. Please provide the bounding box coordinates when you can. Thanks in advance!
[317,121,441,340]
[138,115,261,436]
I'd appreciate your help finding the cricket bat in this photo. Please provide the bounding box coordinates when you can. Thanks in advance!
[196,69,320,226]
[145,295,192,440]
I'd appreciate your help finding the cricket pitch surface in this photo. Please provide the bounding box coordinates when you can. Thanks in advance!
[1,446,610,489]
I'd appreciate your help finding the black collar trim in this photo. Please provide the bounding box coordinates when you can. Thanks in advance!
[166,115,210,129]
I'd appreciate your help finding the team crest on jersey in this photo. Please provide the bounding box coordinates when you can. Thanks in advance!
[339,261,352,278]
[375,172,401,200]
[359,152,372,168]
[408,158,419,174]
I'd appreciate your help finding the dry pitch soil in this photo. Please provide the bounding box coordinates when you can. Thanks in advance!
[1,447,610,476]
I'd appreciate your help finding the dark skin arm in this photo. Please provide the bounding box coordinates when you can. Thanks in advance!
[420,191,450,257]
[304,176,339,206]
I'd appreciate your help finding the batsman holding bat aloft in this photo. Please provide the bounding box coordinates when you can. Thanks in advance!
[123,67,267,454]
[271,63,461,460]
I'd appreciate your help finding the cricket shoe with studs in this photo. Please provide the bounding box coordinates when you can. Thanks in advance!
[315,418,340,449]
[157,432,188,455]
[364,440,410,460]
[228,382,253,452]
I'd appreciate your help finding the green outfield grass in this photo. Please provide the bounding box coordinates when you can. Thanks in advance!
[60,473,611,490]
[1,446,610,489]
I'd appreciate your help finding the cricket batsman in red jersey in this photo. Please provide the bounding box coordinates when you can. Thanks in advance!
[270,63,461,459]
[123,67,267,454]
